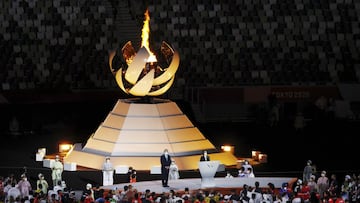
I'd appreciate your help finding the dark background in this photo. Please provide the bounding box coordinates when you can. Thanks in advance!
[1,0,360,191]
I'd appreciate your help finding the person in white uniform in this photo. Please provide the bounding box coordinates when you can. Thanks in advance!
[51,155,63,187]
[102,156,114,186]
[37,173,49,195]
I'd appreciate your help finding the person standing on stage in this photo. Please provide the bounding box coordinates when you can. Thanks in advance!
[169,159,180,180]
[160,148,172,187]
[200,150,210,162]
[102,157,114,186]
[17,174,32,199]
[303,160,313,184]
[317,170,329,199]
[36,173,49,195]
[52,155,63,188]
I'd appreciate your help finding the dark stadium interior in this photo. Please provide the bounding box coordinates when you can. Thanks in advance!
[1,0,360,192]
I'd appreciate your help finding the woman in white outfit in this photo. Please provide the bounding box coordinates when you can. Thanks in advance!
[168,159,180,180]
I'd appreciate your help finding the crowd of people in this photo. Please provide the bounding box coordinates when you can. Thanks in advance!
[0,157,359,203]
[0,172,71,203]
[59,171,360,203]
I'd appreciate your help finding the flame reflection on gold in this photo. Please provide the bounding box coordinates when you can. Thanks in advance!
[109,9,180,97]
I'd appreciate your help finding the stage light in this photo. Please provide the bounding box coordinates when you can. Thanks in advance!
[59,144,73,153]
[259,153,268,163]
[252,150,261,161]
[221,145,234,154]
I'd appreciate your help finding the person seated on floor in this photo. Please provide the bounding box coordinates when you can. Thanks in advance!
[246,167,255,178]
[293,178,303,196]
[279,182,292,202]
[81,183,94,203]
[130,170,137,183]
[242,160,253,171]
[181,187,191,199]
[238,167,246,178]
[127,167,135,183]
[296,179,311,201]
[225,171,234,178]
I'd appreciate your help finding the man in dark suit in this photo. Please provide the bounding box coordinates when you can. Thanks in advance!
[200,150,210,162]
[160,148,172,187]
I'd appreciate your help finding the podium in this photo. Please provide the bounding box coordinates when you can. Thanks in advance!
[198,161,220,188]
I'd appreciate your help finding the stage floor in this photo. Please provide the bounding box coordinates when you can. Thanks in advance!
[100,177,296,194]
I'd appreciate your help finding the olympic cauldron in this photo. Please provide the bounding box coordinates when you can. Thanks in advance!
[62,10,238,172]
[63,39,237,171]
[109,40,180,97]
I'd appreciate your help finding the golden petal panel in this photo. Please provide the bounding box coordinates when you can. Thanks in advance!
[124,47,149,85]
[128,69,155,96]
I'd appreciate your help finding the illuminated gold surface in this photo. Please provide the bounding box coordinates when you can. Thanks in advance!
[109,8,179,96]
[125,47,150,85]
[128,68,154,96]
[63,9,237,171]
[63,99,238,170]
[109,41,179,96]
[152,42,180,86]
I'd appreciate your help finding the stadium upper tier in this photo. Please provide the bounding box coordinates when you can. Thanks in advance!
[0,0,359,93]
